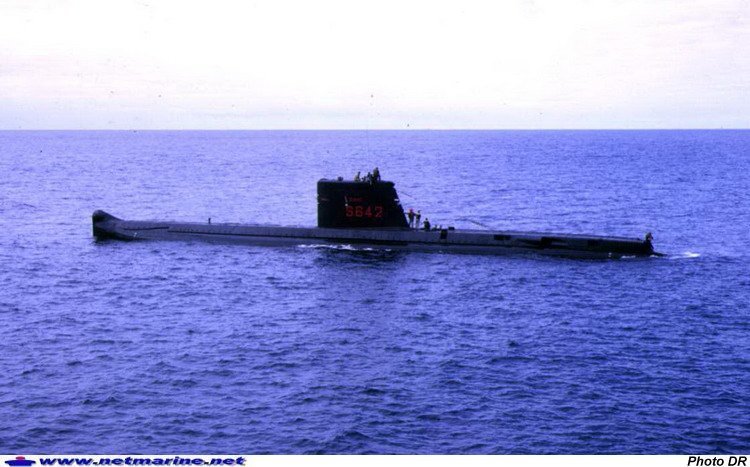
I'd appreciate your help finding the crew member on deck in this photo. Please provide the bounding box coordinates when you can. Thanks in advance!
[407,208,415,228]
[423,218,431,231]
[373,167,381,182]
[645,232,654,246]
[415,210,421,228]
[354,171,361,182]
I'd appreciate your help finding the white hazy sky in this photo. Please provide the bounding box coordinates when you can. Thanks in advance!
[1,0,748,129]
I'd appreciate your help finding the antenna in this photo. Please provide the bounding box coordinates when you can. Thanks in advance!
[456,217,497,230]
[366,93,374,158]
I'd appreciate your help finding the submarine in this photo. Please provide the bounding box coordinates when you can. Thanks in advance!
[92,174,660,259]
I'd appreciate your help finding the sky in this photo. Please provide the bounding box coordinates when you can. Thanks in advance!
[0,0,748,129]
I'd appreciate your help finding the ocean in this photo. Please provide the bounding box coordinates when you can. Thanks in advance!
[1,130,748,453]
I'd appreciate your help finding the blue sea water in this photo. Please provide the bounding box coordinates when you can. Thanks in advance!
[0,130,749,454]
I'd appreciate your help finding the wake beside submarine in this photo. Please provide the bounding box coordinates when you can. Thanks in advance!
[92,174,661,259]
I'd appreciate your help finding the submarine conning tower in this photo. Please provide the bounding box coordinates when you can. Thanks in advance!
[317,178,409,229]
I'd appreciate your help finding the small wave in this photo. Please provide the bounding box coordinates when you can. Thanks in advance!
[298,243,355,250]
[298,243,378,252]
[668,251,701,260]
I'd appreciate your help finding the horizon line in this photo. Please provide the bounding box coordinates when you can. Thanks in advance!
[1,128,748,132]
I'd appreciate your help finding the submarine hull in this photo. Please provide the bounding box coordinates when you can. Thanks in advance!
[92,210,658,259]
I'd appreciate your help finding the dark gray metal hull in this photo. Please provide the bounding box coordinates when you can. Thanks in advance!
[92,210,659,259]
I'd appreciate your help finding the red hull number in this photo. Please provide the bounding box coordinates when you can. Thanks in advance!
[345,205,384,218]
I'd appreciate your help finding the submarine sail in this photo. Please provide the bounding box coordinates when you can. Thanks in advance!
[317,179,409,229]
